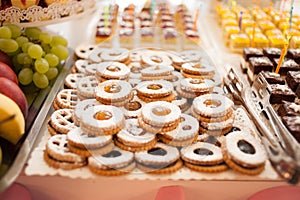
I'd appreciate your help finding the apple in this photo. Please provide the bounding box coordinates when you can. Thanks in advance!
[11,0,39,9]
[0,62,18,84]
[0,78,28,119]
[0,50,13,69]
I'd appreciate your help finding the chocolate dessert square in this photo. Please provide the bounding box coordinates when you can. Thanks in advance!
[277,101,300,116]
[286,71,300,91]
[269,84,296,104]
[263,47,282,59]
[243,48,264,61]
[248,57,273,74]
[282,116,300,142]
[286,49,300,64]
[260,71,285,84]
[272,58,300,75]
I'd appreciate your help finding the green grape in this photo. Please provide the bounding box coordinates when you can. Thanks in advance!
[25,27,41,40]
[0,26,12,39]
[28,44,43,59]
[51,45,69,60]
[21,42,33,53]
[0,38,18,53]
[6,24,22,38]
[16,36,29,47]
[45,67,58,80]
[34,58,49,74]
[50,35,68,47]
[44,53,59,67]
[18,68,33,85]
[41,43,51,53]
[17,52,31,65]
[12,55,22,73]
[33,72,49,89]
[39,32,52,44]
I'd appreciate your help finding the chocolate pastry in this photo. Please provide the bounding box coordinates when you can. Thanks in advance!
[243,48,264,61]
[269,84,296,104]
[262,47,282,60]
[248,57,273,74]
[286,49,300,64]
[286,71,300,92]
[272,58,300,75]
[260,71,285,85]
[277,101,300,116]
[282,116,300,143]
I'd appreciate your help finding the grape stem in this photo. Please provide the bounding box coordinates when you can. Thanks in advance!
[0,114,16,125]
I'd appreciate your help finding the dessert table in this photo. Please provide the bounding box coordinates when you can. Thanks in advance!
[6,0,300,199]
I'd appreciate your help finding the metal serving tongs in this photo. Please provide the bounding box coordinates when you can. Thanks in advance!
[223,67,300,184]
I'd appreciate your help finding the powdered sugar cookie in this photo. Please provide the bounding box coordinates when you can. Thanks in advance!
[95,80,133,106]
[73,99,102,126]
[64,73,84,89]
[120,96,144,118]
[180,78,215,93]
[136,80,174,98]
[115,119,157,152]
[165,51,185,71]
[128,62,142,79]
[53,89,78,110]
[181,142,228,172]
[169,71,183,88]
[75,44,97,59]
[181,62,215,77]
[48,109,76,135]
[67,127,114,157]
[141,65,174,77]
[159,114,199,147]
[171,94,189,112]
[74,59,92,74]
[77,76,99,100]
[88,146,135,176]
[96,62,130,81]
[85,63,98,76]
[80,105,125,136]
[222,131,267,175]
[100,48,130,64]
[44,134,87,169]
[141,51,172,67]
[180,50,203,62]
[88,47,107,63]
[135,142,182,174]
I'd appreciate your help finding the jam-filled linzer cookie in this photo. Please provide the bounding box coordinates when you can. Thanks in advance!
[95,80,133,106]
[88,146,135,176]
[222,131,267,175]
[176,78,215,99]
[44,134,87,170]
[80,105,125,136]
[115,119,157,152]
[100,48,131,65]
[77,76,99,100]
[47,109,76,136]
[159,114,199,147]
[95,62,130,82]
[191,93,234,136]
[136,80,175,103]
[135,142,182,174]
[138,101,181,133]
[73,99,102,126]
[180,142,228,173]
[53,89,78,110]
[120,96,144,119]
[67,127,114,157]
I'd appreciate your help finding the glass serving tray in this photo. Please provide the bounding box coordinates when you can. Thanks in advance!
[0,50,74,192]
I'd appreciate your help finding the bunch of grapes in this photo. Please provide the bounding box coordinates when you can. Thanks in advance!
[0,24,69,89]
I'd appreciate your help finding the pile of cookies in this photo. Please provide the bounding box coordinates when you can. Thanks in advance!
[43,46,268,176]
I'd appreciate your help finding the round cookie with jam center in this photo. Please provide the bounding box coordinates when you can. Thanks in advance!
[95,80,133,106]
[120,96,144,119]
[135,142,182,174]
[180,142,228,173]
[88,146,135,176]
[159,114,199,147]
[73,99,102,126]
[100,48,131,65]
[141,50,173,67]
[80,105,125,136]
[180,78,215,93]
[140,101,181,127]
[181,62,216,76]
[136,80,174,99]
[222,131,267,175]
[115,118,157,152]
[95,62,130,81]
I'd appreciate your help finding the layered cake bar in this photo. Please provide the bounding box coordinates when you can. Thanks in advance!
[286,71,300,92]
[290,36,300,48]
[229,33,250,53]
[247,57,273,82]
[262,47,281,60]
[272,58,300,75]
[269,84,296,104]
[277,101,300,116]
[260,71,285,85]
[243,48,264,61]
[282,116,300,142]
[286,49,300,64]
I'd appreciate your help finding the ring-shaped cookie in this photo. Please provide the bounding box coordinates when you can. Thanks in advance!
[141,101,181,126]
[141,65,174,76]
[141,51,172,67]
[120,96,144,118]
[88,146,134,170]
[100,48,130,63]
[96,62,130,80]
[180,78,215,92]
[75,59,91,74]
[95,80,132,101]
[223,131,267,168]
[73,99,102,126]
[162,114,199,141]
[117,119,156,145]
[136,80,173,97]
[135,142,180,165]
[181,62,216,75]
[192,94,234,118]
[181,142,224,165]
[75,44,97,59]
[80,105,125,134]
[180,50,203,62]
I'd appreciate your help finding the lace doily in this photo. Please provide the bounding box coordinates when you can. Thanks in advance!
[0,0,95,25]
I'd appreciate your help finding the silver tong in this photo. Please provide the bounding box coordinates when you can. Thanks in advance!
[223,67,300,184]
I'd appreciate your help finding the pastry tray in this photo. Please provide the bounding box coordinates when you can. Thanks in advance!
[0,50,74,192]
